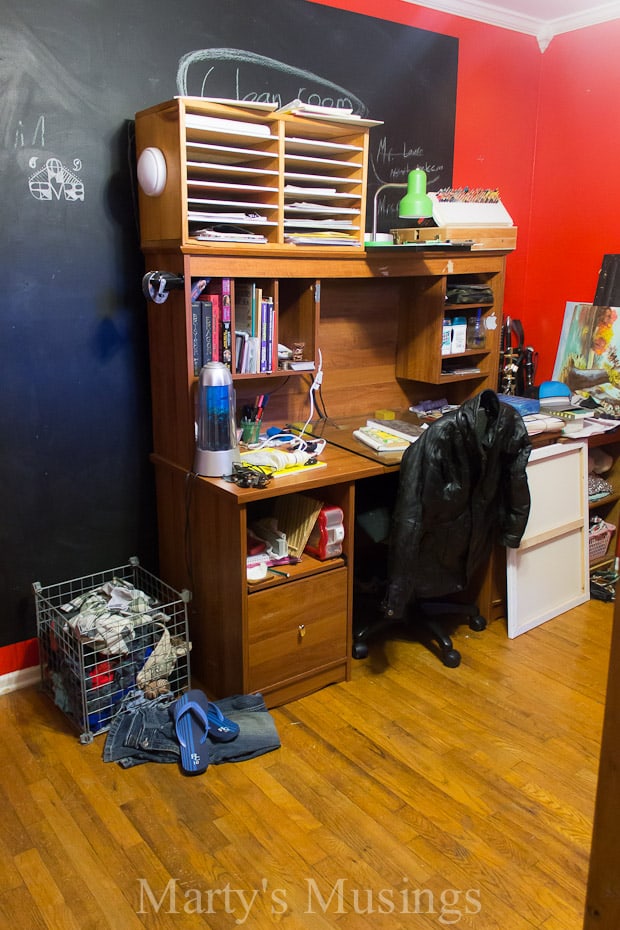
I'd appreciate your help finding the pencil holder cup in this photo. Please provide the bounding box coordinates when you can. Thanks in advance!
[241,419,261,444]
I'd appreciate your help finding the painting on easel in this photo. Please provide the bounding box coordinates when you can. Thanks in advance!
[552,301,620,415]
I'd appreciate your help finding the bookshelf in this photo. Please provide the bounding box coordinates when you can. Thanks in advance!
[584,432,620,570]
[140,249,511,704]
[395,271,503,385]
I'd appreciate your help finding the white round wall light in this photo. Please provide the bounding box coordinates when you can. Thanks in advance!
[137,146,167,196]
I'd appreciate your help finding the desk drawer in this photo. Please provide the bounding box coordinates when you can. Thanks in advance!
[247,568,348,693]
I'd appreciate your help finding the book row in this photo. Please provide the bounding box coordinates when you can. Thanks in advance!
[191,278,232,374]
[190,279,278,376]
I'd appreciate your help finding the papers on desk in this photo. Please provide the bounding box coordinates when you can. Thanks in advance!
[241,448,327,477]
[522,413,620,437]
[522,414,565,436]
[354,419,425,452]
[354,427,409,452]
[559,417,620,438]
[366,419,425,443]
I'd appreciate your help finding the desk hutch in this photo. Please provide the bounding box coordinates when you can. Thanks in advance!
[135,98,513,705]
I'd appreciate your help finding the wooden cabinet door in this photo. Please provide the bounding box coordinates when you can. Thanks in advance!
[247,568,348,692]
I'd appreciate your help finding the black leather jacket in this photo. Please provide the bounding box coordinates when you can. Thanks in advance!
[384,390,532,619]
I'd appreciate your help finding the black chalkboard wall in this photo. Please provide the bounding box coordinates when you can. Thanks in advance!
[0,0,457,650]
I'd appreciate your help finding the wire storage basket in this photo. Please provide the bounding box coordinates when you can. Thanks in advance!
[34,556,191,743]
[589,518,616,562]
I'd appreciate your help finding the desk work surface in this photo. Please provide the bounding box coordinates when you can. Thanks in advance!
[306,410,429,467]
[195,440,384,501]
[307,404,568,463]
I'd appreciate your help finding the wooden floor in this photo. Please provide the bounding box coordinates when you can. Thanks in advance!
[0,599,612,930]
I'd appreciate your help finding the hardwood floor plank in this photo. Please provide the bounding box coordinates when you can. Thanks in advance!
[0,884,47,930]
[0,830,23,895]
[13,847,82,930]
[28,777,148,929]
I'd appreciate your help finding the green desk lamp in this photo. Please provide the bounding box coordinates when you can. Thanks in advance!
[369,168,433,244]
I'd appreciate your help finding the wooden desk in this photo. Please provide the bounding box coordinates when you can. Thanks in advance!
[152,442,384,707]
[153,394,569,706]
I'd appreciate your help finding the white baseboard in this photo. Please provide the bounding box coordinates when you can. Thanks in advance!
[0,665,41,695]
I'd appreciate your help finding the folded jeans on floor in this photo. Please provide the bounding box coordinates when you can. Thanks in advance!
[103,691,280,768]
[207,693,281,764]
[103,691,179,767]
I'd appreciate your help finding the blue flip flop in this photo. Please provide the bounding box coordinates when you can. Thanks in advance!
[172,689,211,775]
[207,702,240,742]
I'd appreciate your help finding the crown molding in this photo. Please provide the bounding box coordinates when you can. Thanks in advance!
[401,0,620,50]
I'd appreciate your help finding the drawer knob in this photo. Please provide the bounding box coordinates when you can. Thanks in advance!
[298,623,306,639]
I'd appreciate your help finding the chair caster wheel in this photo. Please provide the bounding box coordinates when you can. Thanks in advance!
[469,614,486,632]
[353,642,369,660]
[442,648,461,668]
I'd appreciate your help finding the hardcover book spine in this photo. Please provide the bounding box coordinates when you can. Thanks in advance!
[235,330,248,374]
[191,301,203,376]
[200,300,213,364]
[204,294,221,362]
[259,299,268,373]
[234,282,253,336]
[270,298,278,372]
[264,297,274,373]
[220,278,232,371]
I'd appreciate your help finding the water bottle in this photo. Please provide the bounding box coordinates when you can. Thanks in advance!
[466,309,486,349]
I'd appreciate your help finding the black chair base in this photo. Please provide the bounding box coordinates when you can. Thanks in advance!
[353,598,486,668]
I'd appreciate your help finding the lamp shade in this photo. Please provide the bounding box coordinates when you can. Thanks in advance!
[398,169,433,219]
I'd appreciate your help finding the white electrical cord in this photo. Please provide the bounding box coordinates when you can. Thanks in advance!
[240,349,326,470]
[242,448,314,470]
[297,348,323,442]
[245,431,325,457]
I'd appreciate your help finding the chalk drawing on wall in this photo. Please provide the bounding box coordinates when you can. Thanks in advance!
[28,156,84,202]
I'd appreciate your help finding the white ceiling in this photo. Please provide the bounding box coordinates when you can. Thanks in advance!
[403,0,620,49]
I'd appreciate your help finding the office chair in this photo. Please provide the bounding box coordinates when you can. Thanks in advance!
[351,528,485,668]
[352,390,532,667]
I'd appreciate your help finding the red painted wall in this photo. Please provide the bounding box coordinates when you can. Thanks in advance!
[527,22,620,378]
[313,0,620,381]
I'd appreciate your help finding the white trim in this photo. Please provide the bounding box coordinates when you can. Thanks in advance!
[401,0,620,50]
[0,665,41,695]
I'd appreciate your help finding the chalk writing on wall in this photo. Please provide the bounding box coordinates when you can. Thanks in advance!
[177,47,367,114]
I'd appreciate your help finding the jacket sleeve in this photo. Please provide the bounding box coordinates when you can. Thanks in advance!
[382,438,426,619]
[498,414,532,548]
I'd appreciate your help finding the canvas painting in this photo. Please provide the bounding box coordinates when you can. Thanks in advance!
[552,301,620,415]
